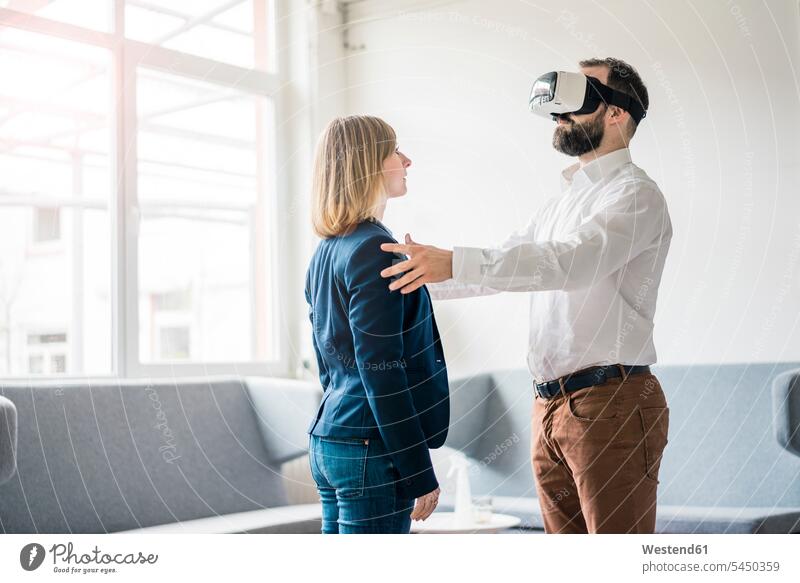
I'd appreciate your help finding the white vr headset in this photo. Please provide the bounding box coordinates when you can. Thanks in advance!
[529,71,647,125]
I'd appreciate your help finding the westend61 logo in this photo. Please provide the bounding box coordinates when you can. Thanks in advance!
[20,542,158,574]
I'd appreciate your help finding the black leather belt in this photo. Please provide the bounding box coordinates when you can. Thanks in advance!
[534,364,651,399]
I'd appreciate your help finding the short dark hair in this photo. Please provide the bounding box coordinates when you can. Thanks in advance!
[579,57,649,131]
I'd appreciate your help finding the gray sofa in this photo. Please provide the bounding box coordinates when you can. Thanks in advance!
[441,363,800,533]
[0,376,323,534]
[2,363,798,534]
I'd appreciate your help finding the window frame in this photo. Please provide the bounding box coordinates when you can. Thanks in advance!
[0,1,290,379]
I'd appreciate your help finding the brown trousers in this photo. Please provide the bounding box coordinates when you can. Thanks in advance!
[531,370,669,533]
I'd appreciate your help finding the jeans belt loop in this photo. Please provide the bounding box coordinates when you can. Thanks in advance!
[616,363,629,382]
[558,377,568,399]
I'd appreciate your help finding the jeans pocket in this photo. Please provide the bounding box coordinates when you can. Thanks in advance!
[318,437,369,498]
[308,436,325,487]
[637,406,669,483]
[567,385,622,422]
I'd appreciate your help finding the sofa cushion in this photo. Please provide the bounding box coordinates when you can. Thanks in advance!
[0,377,288,533]
[653,363,800,508]
[115,503,322,534]
[440,370,535,498]
[446,496,800,534]
[655,505,800,534]
[444,372,495,460]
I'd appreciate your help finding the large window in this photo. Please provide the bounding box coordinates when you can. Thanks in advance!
[0,1,282,378]
[136,71,274,364]
[0,28,112,376]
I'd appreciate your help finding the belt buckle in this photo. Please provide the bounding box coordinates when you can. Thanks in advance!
[537,381,554,399]
[534,381,547,399]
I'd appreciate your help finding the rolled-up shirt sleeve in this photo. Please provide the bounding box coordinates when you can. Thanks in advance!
[426,280,500,300]
[452,183,668,292]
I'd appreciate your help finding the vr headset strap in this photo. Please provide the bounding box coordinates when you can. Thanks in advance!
[587,77,647,125]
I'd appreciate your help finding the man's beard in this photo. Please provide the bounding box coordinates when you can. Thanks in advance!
[552,109,605,157]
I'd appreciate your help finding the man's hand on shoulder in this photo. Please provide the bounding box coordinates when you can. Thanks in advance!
[379,233,453,294]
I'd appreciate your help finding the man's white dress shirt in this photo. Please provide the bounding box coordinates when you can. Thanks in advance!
[430,147,672,383]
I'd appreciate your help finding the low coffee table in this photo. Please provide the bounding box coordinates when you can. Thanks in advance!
[411,512,521,534]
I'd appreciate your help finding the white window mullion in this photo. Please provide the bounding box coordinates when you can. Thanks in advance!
[0,7,116,48]
[124,39,279,97]
[109,0,126,377]
[120,46,141,378]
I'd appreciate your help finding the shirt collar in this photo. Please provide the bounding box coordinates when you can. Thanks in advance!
[560,147,632,191]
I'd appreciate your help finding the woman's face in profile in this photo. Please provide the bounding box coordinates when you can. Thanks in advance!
[382,146,412,198]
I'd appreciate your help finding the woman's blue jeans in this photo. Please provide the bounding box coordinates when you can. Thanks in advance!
[308,434,414,534]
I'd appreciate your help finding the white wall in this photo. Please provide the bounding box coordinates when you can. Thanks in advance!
[330,0,800,378]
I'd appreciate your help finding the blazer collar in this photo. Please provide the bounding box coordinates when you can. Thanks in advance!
[366,216,394,238]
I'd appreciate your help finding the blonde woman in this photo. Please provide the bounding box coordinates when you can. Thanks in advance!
[305,116,450,534]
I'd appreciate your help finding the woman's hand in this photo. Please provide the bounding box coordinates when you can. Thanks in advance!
[410,486,440,521]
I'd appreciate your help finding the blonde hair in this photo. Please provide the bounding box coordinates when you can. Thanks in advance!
[311,115,397,238]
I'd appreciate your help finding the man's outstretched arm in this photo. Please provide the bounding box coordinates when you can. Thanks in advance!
[380,185,667,294]
[381,217,538,296]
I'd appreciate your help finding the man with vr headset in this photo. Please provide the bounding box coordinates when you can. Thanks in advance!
[379,57,672,534]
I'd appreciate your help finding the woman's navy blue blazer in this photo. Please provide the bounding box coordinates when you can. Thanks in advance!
[305,218,450,499]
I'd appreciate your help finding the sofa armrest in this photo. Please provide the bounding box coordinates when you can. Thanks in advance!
[0,396,17,485]
[245,377,322,465]
[772,369,800,457]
